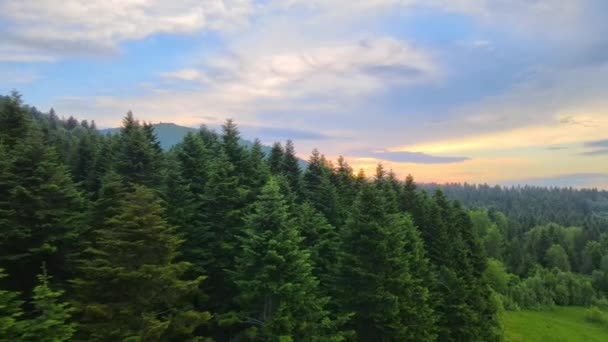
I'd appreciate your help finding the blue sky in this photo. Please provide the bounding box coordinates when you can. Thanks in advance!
[1,0,607,187]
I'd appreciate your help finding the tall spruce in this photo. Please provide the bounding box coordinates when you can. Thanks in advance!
[114,112,163,187]
[2,125,85,292]
[197,151,247,329]
[221,119,248,178]
[20,265,77,342]
[246,139,271,197]
[0,268,24,341]
[71,185,210,341]
[0,92,30,148]
[337,183,436,341]
[281,140,302,196]
[232,178,344,341]
[302,149,340,225]
[268,142,284,175]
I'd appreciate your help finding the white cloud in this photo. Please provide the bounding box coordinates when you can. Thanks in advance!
[172,37,438,99]
[161,69,203,81]
[0,0,253,59]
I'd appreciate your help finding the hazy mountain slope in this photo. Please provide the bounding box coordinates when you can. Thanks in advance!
[101,122,307,167]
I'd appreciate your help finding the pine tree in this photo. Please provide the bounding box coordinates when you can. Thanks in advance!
[143,122,163,155]
[195,152,248,336]
[232,178,344,341]
[246,139,271,197]
[302,149,340,225]
[161,154,197,236]
[20,265,77,342]
[0,144,15,245]
[71,185,210,341]
[198,124,221,154]
[2,126,85,292]
[282,140,302,196]
[0,91,30,147]
[331,156,356,223]
[0,268,24,341]
[88,135,117,195]
[373,164,399,214]
[175,132,210,196]
[296,203,340,293]
[114,111,163,187]
[268,142,284,175]
[71,131,99,191]
[221,119,248,177]
[66,116,79,130]
[337,184,436,341]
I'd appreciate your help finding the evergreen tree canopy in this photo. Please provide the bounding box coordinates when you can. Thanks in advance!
[338,184,436,341]
[71,185,210,341]
[233,178,344,341]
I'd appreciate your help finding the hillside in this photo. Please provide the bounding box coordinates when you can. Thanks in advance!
[101,122,307,168]
[504,307,608,342]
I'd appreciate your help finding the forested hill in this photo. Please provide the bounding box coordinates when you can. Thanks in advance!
[101,121,308,168]
[421,183,608,228]
[101,122,263,151]
[3,91,608,341]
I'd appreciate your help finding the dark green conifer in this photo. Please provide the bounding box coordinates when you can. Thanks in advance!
[268,142,284,175]
[20,265,77,342]
[337,184,436,341]
[233,178,344,341]
[0,268,24,341]
[71,185,210,341]
[114,111,163,187]
[303,149,340,225]
[281,140,302,196]
[0,91,30,147]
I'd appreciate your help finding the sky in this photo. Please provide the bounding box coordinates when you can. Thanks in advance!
[1,0,608,188]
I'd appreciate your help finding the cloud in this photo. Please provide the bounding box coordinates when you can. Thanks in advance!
[161,69,203,81]
[585,139,608,148]
[0,52,56,63]
[239,125,331,141]
[501,173,608,190]
[580,148,608,156]
[357,149,470,164]
[391,112,608,155]
[0,68,39,85]
[559,115,597,127]
[0,0,253,58]
[166,37,438,99]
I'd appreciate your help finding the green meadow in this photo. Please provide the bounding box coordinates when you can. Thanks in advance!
[504,307,608,342]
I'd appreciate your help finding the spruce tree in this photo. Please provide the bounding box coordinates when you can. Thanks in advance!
[302,149,340,225]
[20,265,77,342]
[114,111,163,187]
[232,178,343,341]
[337,184,436,341]
[198,124,221,154]
[2,126,85,292]
[0,91,30,147]
[331,156,356,223]
[195,152,248,338]
[71,132,99,192]
[400,174,417,213]
[221,119,248,177]
[175,132,210,196]
[296,203,341,293]
[71,185,210,341]
[281,140,302,196]
[0,144,15,244]
[0,268,24,341]
[268,142,284,175]
[246,139,271,197]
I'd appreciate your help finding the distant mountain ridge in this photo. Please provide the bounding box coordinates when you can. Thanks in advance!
[100,123,307,167]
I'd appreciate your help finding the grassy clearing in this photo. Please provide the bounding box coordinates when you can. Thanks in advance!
[504,306,608,342]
